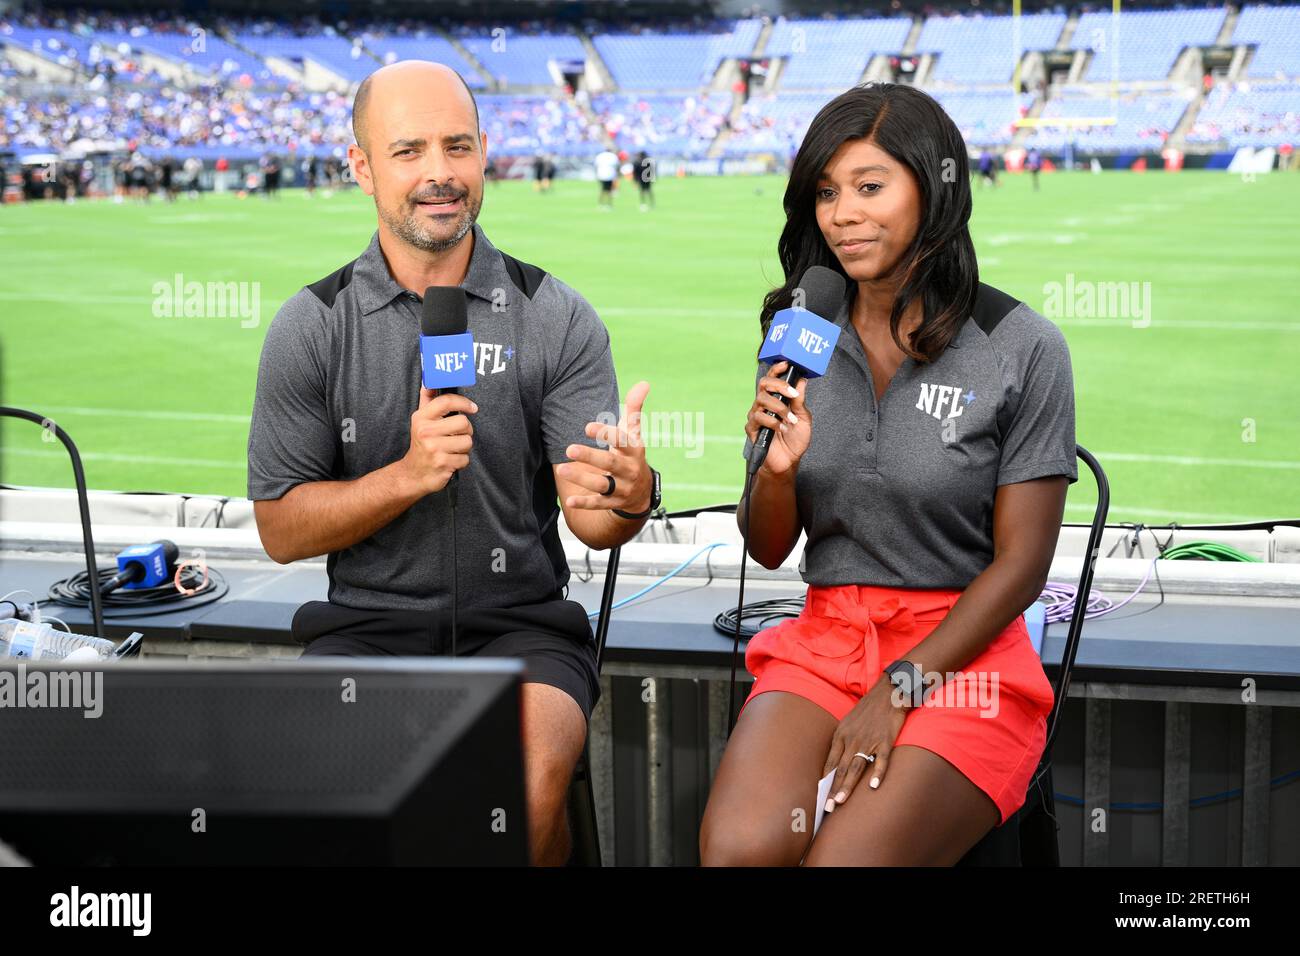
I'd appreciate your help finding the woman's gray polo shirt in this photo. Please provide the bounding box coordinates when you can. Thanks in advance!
[247,225,620,612]
[745,283,1078,590]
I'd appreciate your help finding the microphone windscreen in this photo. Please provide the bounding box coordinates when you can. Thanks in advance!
[421,287,469,337]
[795,266,847,321]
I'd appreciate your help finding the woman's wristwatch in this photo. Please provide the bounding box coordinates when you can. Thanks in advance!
[613,467,661,520]
[884,658,926,709]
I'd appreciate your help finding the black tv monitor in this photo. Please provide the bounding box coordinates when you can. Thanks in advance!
[0,658,529,865]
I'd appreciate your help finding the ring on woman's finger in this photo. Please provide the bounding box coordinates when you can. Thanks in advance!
[852,751,876,764]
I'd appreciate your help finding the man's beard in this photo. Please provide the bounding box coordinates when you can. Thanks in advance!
[378,184,481,253]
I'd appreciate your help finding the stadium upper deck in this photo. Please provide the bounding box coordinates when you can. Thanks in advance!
[1,5,1296,166]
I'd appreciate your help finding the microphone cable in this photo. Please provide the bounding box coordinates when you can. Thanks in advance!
[727,358,809,732]
[449,473,459,658]
[47,562,228,617]
[713,595,805,640]
[727,463,756,733]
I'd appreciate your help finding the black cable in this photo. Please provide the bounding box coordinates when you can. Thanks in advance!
[449,474,459,658]
[574,548,595,584]
[727,467,755,733]
[1105,524,1173,623]
[198,495,230,529]
[727,365,802,732]
[47,565,228,617]
[714,595,806,640]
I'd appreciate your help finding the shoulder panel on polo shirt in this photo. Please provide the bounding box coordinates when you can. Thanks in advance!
[971,282,1021,337]
[306,258,358,308]
[499,251,548,301]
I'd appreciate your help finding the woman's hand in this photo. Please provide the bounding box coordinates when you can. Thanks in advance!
[744,360,812,477]
[821,681,910,814]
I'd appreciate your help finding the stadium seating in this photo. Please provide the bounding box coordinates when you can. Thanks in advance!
[3,79,353,160]
[479,93,595,156]
[592,20,760,90]
[358,31,484,86]
[0,24,99,67]
[591,92,731,158]
[1023,89,1193,152]
[1233,4,1300,80]
[917,13,1067,85]
[1187,81,1300,148]
[1070,8,1226,82]
[234,32,377,84]
[461,30,586,87]
[116,29,264,78]
[0,48,27,78]
[723,91,833,157]
[764,17,912,89]
[928,89,1036,146]
[5,5,1297,169]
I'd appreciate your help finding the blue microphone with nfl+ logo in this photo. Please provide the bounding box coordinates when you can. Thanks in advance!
[748,266,846,476]
[420,286,474,512]
[102,539,180,594]
[420,287,475,391]
[419,286,474,656]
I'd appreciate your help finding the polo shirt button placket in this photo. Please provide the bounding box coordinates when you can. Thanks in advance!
[865,402,879,470]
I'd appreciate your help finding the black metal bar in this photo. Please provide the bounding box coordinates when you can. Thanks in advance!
[593,545,621,672]
[1044,443,1110,759]
[0,407,105,639]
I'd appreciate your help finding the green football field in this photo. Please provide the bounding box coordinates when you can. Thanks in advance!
[1,170,1297,525]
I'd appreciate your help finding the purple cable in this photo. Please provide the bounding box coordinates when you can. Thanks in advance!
[1038,554,1159,624]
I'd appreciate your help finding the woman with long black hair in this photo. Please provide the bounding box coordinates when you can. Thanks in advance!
[700,83,1078,866]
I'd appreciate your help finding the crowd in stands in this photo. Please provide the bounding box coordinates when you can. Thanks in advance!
[1188,80,1300,146]
[2,3,1297,184]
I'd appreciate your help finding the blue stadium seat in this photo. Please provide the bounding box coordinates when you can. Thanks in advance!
[1187,81,1300,148]
[916,13,1067,85]
[461,31,586,87]
[928,89,1036,146]
[591,92,732,158]
[593,21,760,90]
[765,17,912,90]
[361,33,484,86]
[1071,9,1225,83]
[478,94,595,156]
[235,33,377,84]
[1233,5,1300,80]
[1024,89,1193,152]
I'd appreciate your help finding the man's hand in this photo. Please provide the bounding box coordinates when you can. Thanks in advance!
[399,388,478,495]
[558,380,653,514]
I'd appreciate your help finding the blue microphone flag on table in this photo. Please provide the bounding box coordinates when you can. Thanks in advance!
[116,540,178,589]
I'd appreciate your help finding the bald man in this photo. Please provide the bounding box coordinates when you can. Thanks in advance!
[247,62,660,865]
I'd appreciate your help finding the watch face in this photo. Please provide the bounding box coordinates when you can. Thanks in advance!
[889,664,923,707]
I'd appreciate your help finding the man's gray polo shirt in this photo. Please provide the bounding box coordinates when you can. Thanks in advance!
[247,224,620,612]
[744,283,1078,590]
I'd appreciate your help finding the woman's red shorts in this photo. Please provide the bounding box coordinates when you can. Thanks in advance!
[742,583,1055,825]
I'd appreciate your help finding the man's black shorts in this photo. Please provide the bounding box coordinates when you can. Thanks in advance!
[292,597,601,720]
[599,179,614,192]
